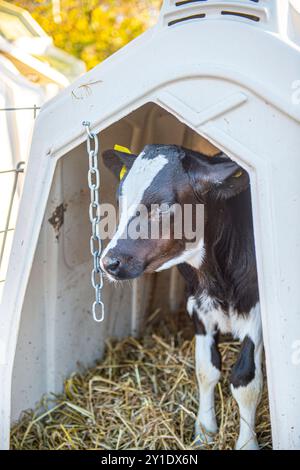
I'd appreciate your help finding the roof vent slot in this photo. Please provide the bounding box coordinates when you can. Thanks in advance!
[175,0,208,6]
[175,0,260,5]
[168,13,206,26]
[221,10,260,22]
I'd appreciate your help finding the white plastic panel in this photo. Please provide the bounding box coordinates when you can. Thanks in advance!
[1,0,300,451]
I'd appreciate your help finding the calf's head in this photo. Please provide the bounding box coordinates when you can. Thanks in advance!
[100,144,248,281]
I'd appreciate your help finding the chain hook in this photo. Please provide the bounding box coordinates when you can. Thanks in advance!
[83,121,105,323]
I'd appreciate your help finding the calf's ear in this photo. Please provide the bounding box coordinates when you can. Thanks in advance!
[207,158,250,200]
[102,149,137,179]
[182,150,249,200]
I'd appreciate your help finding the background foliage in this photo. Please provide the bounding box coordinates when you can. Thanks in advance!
[10,1,162,69]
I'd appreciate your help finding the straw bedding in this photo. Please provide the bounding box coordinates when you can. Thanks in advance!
[11,309,272,450]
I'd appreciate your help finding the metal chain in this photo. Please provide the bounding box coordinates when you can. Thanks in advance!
[83,121,105,322]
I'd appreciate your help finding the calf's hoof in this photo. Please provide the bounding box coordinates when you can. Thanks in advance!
[193,422,217,448]
[235,437,259,450]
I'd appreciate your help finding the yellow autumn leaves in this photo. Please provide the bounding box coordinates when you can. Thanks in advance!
[11,0,162,69]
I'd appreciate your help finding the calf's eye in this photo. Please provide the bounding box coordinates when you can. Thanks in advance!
[157,203,172,215]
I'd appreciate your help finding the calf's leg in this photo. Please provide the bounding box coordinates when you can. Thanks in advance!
[192,308,221,444]
[230,305,263,450]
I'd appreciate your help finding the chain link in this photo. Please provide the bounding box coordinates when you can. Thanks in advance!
[83,121,105,322]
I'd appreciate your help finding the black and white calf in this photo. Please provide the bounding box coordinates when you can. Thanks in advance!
[101,144,263,450]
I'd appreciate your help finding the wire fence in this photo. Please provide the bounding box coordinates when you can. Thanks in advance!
[0,105,40,291]
[0,105,40,118]
[0,162,26,276]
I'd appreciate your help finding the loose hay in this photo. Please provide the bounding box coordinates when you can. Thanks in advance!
[10,310,272,450]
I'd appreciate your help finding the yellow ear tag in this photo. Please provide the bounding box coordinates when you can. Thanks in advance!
[114,144,132,180]
[233,170,243,178]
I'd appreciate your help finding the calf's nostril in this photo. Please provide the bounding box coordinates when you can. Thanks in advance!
[109,258,120,270]
[103,256,121,274]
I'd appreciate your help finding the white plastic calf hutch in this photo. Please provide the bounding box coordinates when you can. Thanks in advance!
[1,0,300,450]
